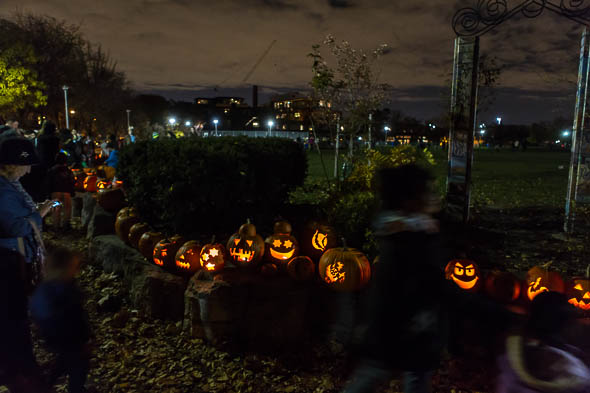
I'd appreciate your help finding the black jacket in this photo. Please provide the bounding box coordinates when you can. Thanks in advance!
[45,164,75,195]
[36,134,60,168]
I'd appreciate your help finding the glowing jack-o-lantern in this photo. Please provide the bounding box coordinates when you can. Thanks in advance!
[227,220,265,267]
[153,235,185,270]
[175,240,202,274]
[567,265,590,311]
[318,239,371,291]
[484,271,521,303]
[301,222,337,262]
[83,175,98,192]
[138,232,165,263]
[525,265,565,301]
[199,237,226,273]
[445,259,481,292]
[265,220,299,266]
[96,180,109,190]
[115,208,139,243]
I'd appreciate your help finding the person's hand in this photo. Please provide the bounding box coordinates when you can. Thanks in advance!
[38,200,58,217]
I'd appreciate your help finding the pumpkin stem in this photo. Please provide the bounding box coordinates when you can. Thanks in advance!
[586,264,590,279]
[211,235,216,244]
[246,218,251,225]
[541,261,553,269]
[341,237,347,251]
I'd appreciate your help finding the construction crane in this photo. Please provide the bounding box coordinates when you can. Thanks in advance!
[242,39,277,83]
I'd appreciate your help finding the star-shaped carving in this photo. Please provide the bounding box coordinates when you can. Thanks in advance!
[283,240,293,248]
[209,248,219,257]
[202,253,210,261]
[272,239,282,248]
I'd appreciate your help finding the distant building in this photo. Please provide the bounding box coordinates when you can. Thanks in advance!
[194,97,251,130]
[270,92,335,132]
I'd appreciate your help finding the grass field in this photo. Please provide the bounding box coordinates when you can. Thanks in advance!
[307,148,571,208]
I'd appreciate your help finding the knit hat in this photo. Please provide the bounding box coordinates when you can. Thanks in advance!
[0,137,40,165]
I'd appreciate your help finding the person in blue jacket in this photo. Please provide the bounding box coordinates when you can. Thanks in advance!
[0,137,56,392]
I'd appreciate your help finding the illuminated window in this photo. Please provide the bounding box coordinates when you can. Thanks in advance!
[286,101,291,108]
[319,100,325,107]
[224,109,230,114]
[327,102,332,108]
[197,99,209,105]
[253,122,259,127]
[300,125,304,131]
[308,127,313,131]
[294,112,301,118]
[276,115,280,119]
[281,114,287,119]
[282,125,286,130]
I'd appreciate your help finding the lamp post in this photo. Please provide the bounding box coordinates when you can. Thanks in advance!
[213,119,219,136]
[185,121,192,127]
[126,109,131,132]
[62,85,70,129]
[267,120,274,137]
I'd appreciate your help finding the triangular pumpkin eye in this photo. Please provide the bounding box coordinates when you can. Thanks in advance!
[246,240,253,247]
[575,283,584,291]
[234,239,240,246]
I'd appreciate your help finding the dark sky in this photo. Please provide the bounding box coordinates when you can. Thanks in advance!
[0,0,584,124]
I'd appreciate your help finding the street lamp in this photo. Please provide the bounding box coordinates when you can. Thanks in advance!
[168,117,176,126]
[267,120,274,136]
[126,109,131,132]
[213,119,219,136]
[62,85,70,129]
[563,130,570,137]
[496,117,502,125]
[185,121,192,127]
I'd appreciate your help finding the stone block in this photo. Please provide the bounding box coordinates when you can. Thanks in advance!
[86,205,116,239]
[81,193,97,229]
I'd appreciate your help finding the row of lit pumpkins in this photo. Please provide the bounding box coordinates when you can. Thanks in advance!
[115,208,372,292]
[445,259,590,313]
[71,167,122,193]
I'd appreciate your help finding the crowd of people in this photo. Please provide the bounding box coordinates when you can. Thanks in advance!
[0,119,589,393]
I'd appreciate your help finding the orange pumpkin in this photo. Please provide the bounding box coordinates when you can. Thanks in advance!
[567,265,590,311]
[318,240,371,291]
[96,188,125,213]
[138,232,165,262]
[153,235,185,270]
[227,220,265,267]
[301,222,337,262]
[265,220,299,267]
[261,263,279,277]
[287,256,315,281]
[175,240,202,274]
[525,265,565,301]
[128,223,151,249]
[484,271,521,303]
[445,259,482,292]
[83,175,98,192]
[199,237,226,273]
[96,180,109,190]
[115,208,139,243]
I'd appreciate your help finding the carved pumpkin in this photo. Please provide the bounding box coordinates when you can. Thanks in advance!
[83,175,98,192]
[138,232,165,262]
[287,256,315,281]
[261,263,279,277]
[96,180,109,190]
[112,179,124,189]
[199,237,226,273]
[318,240,371,291]
[72,168,86,192]
[96,188,126,213]
[567,265,590,311]
[484,271,521,303]
[227,220,265,267]
[301,222,337,262]
[175,240,202,274]
[153,235,185,270]
[115,208,139,243]
[265,220,299,266]
[445,259,482,292]
[525,265,565,301]
[128,223,151,249]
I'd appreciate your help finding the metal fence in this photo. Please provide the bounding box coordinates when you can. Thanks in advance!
[204,130,309,139]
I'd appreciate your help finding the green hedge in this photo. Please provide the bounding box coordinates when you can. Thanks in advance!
[118,137,307,238]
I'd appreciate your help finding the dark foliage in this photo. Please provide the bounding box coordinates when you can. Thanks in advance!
[118,137,307,238]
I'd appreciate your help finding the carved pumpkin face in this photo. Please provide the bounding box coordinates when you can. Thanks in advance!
[153,235,185,270]
[199,242,226,273]
[319,243,371,291]
[445,260,481,292]
[525,266,565,301]
[301,222,337,262]
[265,221,299,266]
[83,175,98,192]
[96,180,109,190]
[175,240,202,274]
[138,232,165,262]
[567,276,590,311]
[227,221,265,267]
[484,272,521,303]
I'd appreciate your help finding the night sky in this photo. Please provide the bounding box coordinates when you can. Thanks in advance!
[0,0,584,124]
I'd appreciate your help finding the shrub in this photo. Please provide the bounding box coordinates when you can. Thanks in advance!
[118,137,307,238]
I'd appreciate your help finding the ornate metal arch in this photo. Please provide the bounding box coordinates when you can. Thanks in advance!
[453,0,590,36]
